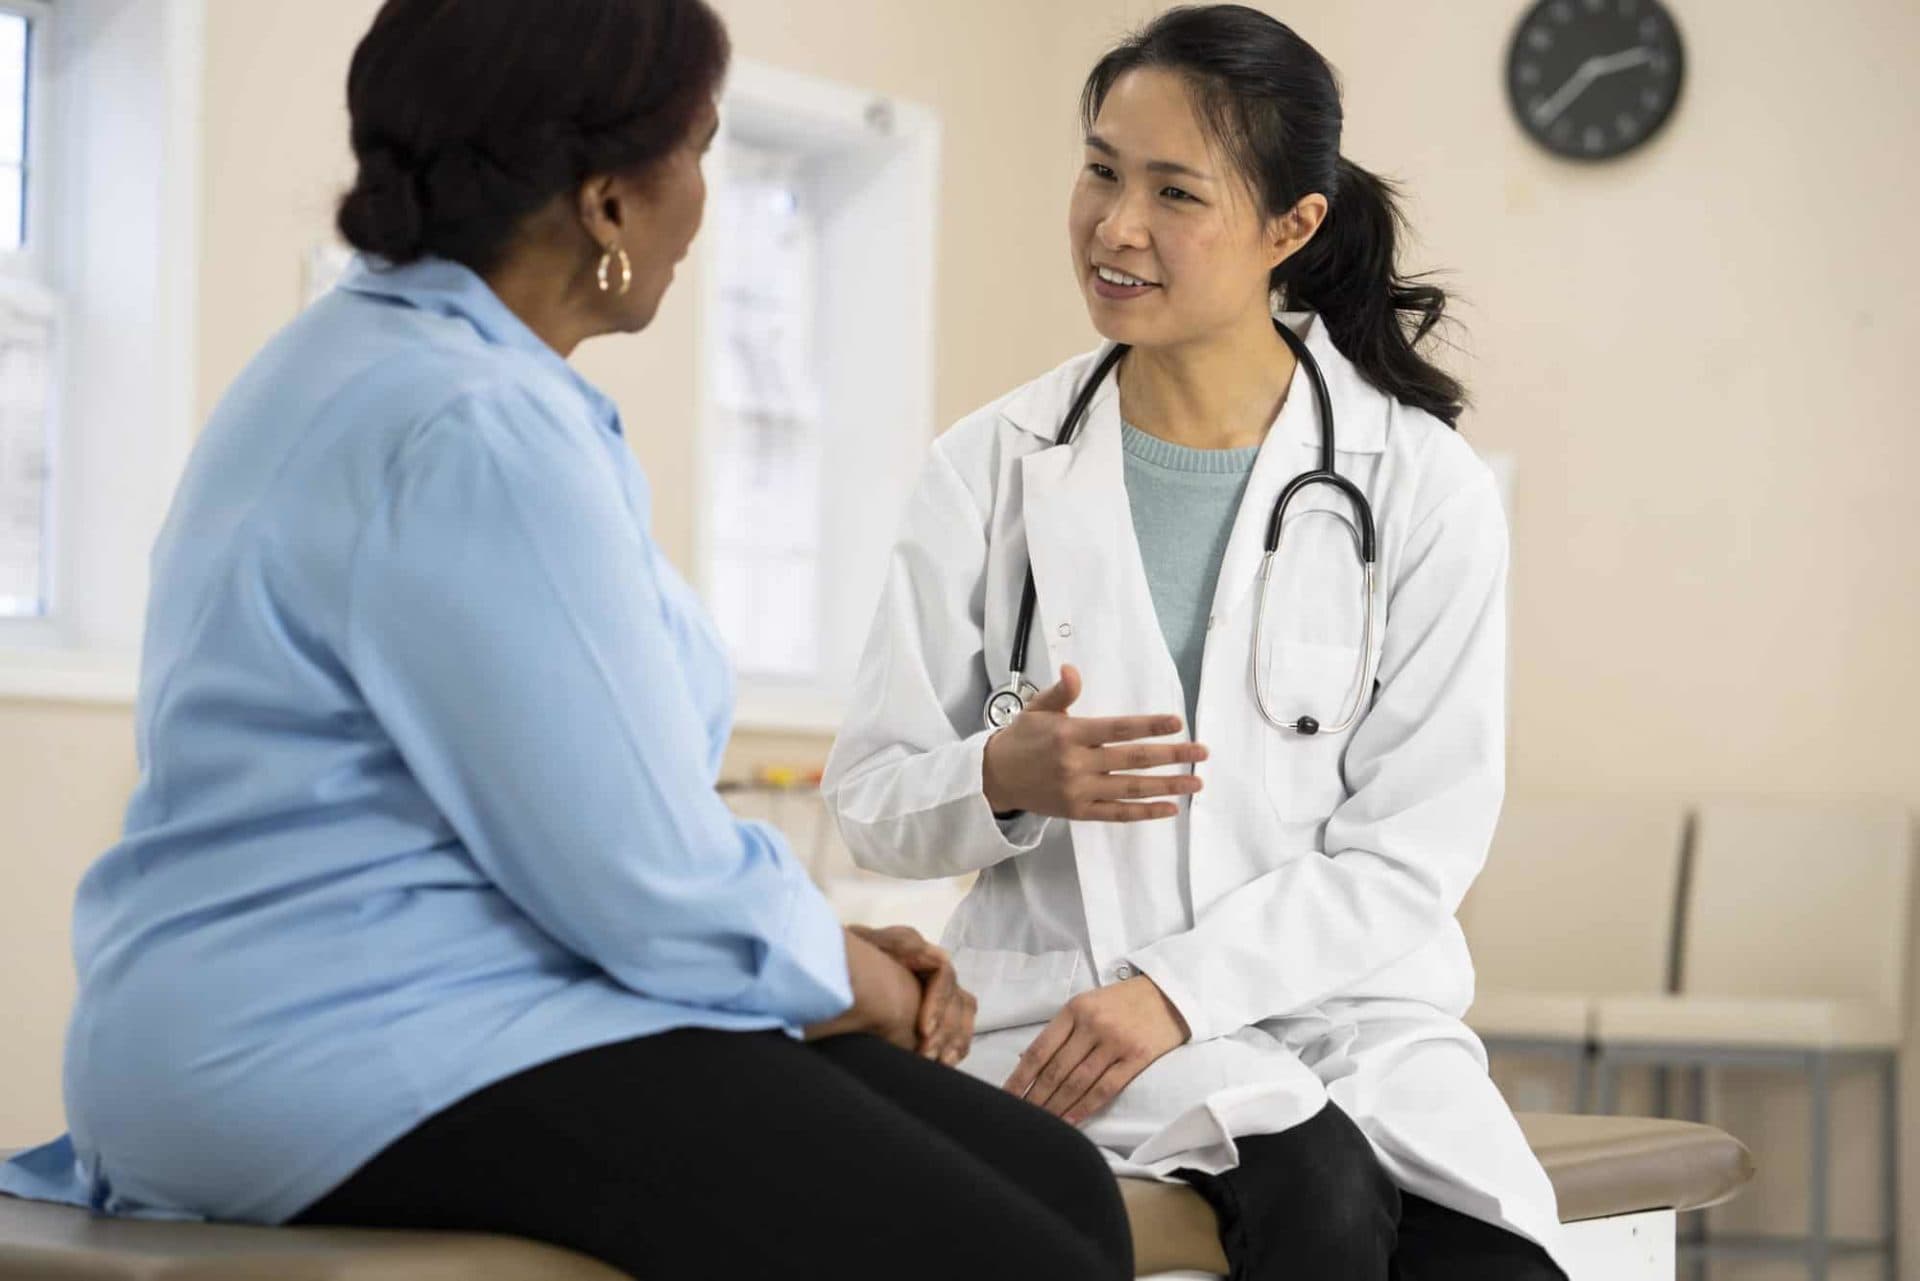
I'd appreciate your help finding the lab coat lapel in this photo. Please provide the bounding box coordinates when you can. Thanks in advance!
[1019,385,1183,728]
[1020,382,1185,969]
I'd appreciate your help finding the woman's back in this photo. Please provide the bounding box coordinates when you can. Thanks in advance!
[62,258,830,1224]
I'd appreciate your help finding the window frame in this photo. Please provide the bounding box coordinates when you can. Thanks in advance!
[0,0,52,280]
[0,0,205,702]
[0,0,55,632]
[695,61,941,734]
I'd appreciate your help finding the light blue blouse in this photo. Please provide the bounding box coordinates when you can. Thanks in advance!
[0,256,852,1224]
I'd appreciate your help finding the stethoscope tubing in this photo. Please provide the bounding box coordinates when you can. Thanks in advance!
[988,319,1379,736]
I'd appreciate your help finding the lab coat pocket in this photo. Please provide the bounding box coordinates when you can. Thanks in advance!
[952,946,1082,1033]
[1261,641,1367,821]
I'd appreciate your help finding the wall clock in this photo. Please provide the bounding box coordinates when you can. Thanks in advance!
[1507,0,1685,160]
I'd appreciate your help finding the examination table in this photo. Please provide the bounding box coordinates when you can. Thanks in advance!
[2,1112,1750,1279]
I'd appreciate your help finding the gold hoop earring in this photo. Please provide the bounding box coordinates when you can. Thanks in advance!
[597,243,633,297]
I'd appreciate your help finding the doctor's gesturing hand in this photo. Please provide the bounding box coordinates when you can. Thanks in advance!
[982,666,1208,821]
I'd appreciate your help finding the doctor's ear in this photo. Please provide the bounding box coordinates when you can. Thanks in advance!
[1266,194,1328,271]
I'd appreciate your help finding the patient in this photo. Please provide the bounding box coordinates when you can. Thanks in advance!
[0,2,1131,1277]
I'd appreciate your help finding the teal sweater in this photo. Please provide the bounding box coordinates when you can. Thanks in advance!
[1119,422,1260,732]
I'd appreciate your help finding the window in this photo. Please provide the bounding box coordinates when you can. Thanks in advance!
[0,1,51,621]
[707,141,825,680]
[0,283,53,618]
[698,62,940,730]
[0,0,203,701]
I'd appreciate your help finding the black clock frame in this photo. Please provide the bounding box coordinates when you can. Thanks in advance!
[1505,0,1686,161]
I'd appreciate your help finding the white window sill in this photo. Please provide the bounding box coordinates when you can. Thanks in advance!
[731,686,846,737]
[0,658,847,722]
[0,648,138,704]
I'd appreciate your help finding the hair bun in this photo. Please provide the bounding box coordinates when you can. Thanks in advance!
[337,143,427,263]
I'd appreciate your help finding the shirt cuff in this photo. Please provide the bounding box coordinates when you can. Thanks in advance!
[966,729,1052,854]
[992,807,1050,849]
[736,872,854,1029]
[1127,946,1217,1045]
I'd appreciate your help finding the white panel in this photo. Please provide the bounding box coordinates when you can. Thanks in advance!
[1560,1209,1674,1281]
[1130,1211,1675,1281]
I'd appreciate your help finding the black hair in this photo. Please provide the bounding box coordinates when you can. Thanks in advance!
[1082,4,1466,426]
[337,0,730,274]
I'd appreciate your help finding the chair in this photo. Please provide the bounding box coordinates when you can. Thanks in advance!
[1591,799,1912,1280]
[1460,795,1690,1110]
[5,1114,1754,1281]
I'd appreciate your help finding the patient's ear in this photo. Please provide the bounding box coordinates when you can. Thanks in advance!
[575,174,627,244]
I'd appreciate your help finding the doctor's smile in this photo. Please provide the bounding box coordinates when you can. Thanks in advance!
[1091,263,1162,300]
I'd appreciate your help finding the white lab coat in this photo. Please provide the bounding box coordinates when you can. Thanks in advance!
[822,313,1566,1268]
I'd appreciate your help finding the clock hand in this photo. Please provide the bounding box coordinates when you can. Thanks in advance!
[1589,45,1657,78]
[1530,46,1657,128]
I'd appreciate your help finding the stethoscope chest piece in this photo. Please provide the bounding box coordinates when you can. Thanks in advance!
[984,680,1037,732]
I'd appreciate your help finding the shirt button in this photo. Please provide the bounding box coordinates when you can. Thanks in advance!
[1058,623,1073,638]
[1113,963,1137,982]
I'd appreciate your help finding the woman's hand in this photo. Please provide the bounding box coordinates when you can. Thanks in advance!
[982,665,1208,820]
[1002,976,1191,1125]
[804,929,923,1052]
[850,924,977,1065]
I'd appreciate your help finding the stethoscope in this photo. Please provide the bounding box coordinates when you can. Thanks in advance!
[983,317,1378,738]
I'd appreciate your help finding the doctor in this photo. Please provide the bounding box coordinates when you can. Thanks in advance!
[825,6,1567,1279]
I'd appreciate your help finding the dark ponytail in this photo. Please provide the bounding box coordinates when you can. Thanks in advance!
[1287,158,1461,426]
[1082,5,1465,427]
[338,0,730,274]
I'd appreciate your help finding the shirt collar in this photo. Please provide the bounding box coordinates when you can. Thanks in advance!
[338,253,623,436]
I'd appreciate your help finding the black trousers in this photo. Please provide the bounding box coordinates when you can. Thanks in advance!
[294,1029,1132,1280]
[1177,1102,1568,1281]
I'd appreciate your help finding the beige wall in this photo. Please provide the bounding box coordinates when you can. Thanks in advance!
[0,701,135,1142]
[4,1,1916,1271]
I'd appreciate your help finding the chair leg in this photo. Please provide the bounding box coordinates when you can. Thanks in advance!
[1573,1047,1593,1115]
[1595,1053,1619,1116]
[1682,1065,1708,1281]
[1883,1053,1899,1281]
[1808,1053,1831,1281]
